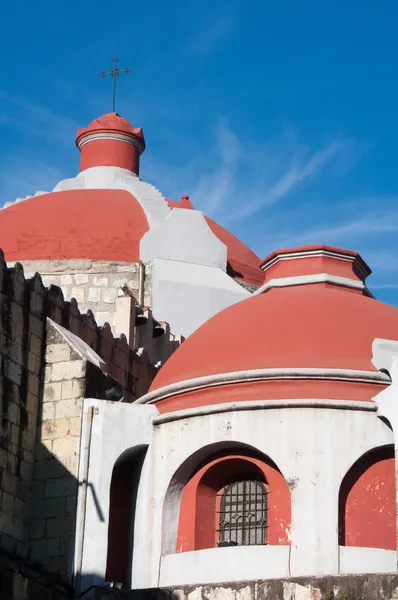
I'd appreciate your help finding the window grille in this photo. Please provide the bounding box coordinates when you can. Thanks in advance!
[217,479,268,546]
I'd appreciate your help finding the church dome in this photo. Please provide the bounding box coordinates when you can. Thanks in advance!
[145,245,398,413]
[0,113,263,287]
[0,189,149,262]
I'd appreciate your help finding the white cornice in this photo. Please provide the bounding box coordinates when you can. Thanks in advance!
[152,398,377,424]
[253,273,370,296]
[136,367,390,405]
[77,132,145,154]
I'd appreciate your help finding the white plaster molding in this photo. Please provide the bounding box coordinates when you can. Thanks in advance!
[372,338,398,431]
[140,208,227,269]
[54,166,171,228]
[149,257,250,338]
[153,399,377,424]
[253,273,368,296]
[77,131,144,153]
[137,367,390,405]
[372,337,398,377]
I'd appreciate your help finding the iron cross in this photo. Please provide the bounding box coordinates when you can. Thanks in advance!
[99,56,131,113]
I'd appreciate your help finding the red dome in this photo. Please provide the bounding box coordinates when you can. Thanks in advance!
[148,248,398,412]
[76,112,144,141]
[0,189,149,262]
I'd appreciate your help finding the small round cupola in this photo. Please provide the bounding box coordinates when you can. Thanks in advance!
[75,112,146,175]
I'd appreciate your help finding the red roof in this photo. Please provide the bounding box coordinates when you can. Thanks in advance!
[151,282,398,402]
[0,189,149,262]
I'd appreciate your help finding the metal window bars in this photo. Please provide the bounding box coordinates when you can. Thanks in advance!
[217,479,268,546]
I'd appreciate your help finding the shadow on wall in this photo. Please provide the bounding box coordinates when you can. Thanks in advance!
[3,437,146,598]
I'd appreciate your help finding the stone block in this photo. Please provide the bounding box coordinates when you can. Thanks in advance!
[27,351,40,375]
[20,459,34,482]
[14,496,29,523]
[40,417,81,440]
[3,515,24,541]
[43,382,62,402]
[1,490,15,515]
[21,430,35,453]
[46,343,71,363]
[61,380,73,399]
[41,402,56,421]
[52,437,79,458]
[0,448,6,469]
[29,332,43,356]
[26,391,39,414]
[70,287,85,303]
[55,398,82,419]
[3,357,23,386]
[29,313,45,338]
[31,497,65,519]
[34,455,79,480]
[72,378,85,398]
[61,274,73,285]
[30,537,60,559]
[2,471,19,495]
[65,496,76,517]
[88,287,101,302]
[102,288,117,304]
[46,516,74,538]
[93,276,108,286]
[74,273,89,285]
[27,372,40,396]
[45,476,77,498]
[50,360,86,382]
[7,402,19,425]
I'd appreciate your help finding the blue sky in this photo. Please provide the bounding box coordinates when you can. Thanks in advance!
[1,1,398,304]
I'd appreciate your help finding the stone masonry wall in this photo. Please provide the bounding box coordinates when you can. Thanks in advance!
[86,573,398,600]
[29,320,90,578]
[0,260,46,560]
[15,259,152,331]
[0,251,179,583]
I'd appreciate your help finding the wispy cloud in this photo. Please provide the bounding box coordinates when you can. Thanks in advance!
[0,91,79,145]
[147,119,357,224]
[0,161,65,205]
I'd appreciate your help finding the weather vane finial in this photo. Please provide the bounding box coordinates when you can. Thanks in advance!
[99,56,131,113]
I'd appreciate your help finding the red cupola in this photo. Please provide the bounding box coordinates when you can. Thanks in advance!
[75,113,146,175]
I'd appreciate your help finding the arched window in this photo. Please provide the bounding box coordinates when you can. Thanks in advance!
[217,479,268,546]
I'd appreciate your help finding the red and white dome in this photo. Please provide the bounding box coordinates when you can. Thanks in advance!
[143,245,398,412]
[0,112,263,288]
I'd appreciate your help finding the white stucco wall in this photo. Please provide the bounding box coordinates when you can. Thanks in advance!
[140,208,227,270]
[150,257,249,337]
[339,546,397,574]
[159,545,290,587]
[75,399,158,593]
[134,401,393,588]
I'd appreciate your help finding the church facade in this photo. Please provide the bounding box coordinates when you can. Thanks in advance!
[0,111,398,599]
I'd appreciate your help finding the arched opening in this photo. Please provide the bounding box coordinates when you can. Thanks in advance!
[338,445,396,550]
[105,446,148,588]
[172,446,290,553]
